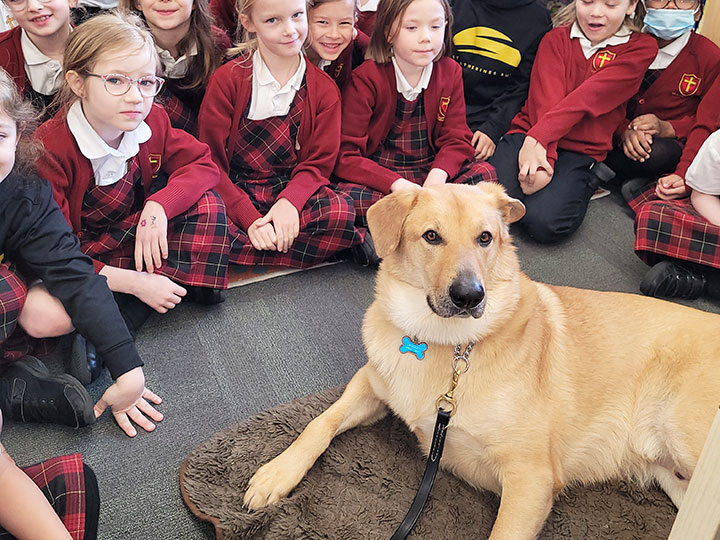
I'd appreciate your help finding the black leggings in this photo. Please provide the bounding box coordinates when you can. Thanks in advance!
[604,137,684,182]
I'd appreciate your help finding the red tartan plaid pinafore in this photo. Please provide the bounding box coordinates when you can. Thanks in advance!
[227,83,359,268]
[630,188,720,270]
[336,92,497,226]
[80,156,229,288]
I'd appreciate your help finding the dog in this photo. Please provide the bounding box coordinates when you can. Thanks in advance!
[243,182,720,539]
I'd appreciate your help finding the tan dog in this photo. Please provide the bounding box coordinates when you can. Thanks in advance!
[244,183,720,539]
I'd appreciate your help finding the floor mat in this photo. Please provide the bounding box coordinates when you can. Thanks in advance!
[227,262,340,288]
[180,387,677,539]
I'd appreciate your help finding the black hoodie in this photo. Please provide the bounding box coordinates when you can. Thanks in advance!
[451,0,551,143]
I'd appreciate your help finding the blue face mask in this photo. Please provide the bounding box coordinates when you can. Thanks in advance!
[643,7,698,40]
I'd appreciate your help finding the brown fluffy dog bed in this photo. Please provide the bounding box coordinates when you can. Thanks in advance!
[180,387,677,539]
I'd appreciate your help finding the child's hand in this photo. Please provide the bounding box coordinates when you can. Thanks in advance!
[93,367,164,438]
[472,130,496,161]
[133,272,186,313]
[520,169,552,195]
[518,135,553,186]
[135,201,168,273]
[255,198,299,253]
[630,114,675,138]
[621,128,653,162]
[248,219,278,251]
[655,174,688,201]
[423,168,449,188]
[390,178,421,192]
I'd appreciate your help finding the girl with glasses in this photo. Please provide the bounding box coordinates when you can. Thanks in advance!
[0,0,75,119]
[120,0,231,136]
[32,12,230,377]
[606,0,719,203]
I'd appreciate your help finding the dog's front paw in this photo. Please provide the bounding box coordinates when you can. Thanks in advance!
[243,455,307,510]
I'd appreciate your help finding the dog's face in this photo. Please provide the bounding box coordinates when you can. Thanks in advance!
[367,183,524,340]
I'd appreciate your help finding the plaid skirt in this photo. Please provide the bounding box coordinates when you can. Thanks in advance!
[157,88,198,137]
[630,188,720,270]
[80,158,230,289]
[0,453,98,540]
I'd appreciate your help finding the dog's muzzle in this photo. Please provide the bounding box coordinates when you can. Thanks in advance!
[427,272,486,319]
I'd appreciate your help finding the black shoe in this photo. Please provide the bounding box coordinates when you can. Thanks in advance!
[185,286,227,305]
[640,261,706,300]
[346,232,381,268]
[0,356,95,428]
[621,177,653,204]
[69,333,104,385]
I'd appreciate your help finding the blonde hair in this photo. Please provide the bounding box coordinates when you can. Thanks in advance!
[366,0,453,64]
[118,0,223,90]
[54,11,159,110]
[227,0,261,56]
[0,68,41,175]
[552,0,643,32]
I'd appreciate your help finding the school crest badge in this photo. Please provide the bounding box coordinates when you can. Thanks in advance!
[333,63,344,78]
[437,96,451,122]
[592,50,616,71]
[679,73,701,97]
[149,153,162,178]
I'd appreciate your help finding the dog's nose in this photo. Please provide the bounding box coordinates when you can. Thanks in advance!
[449,276,485,310]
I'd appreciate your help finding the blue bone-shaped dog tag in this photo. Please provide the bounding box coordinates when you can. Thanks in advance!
[399,336,428,360]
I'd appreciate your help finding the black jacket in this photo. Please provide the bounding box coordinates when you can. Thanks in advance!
[0,172,143,379]
[451,0,551,142]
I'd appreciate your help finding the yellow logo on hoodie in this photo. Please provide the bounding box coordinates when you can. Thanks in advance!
[453,27,521,68]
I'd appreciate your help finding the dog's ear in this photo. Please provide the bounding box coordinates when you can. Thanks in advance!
[498,194,525,224]
[367,189,419,258]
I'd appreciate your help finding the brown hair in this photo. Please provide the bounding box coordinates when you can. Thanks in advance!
[118,0,223,90]
[552,0,643,33]
[0,68,42,175]
[366,0,453,64]
[54,11,159,111]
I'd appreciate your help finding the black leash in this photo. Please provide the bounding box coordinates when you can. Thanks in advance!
[389,409,451,540]
[390,342,474,540]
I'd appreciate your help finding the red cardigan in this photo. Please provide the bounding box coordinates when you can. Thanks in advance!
[325,30,370,92]
[619,32,720,178]
[35,104,220,271]
[335,57,475,194]
[509,26,658,165]
[676,76,720,179]
[0,27,28,93]
[198,54,342,230]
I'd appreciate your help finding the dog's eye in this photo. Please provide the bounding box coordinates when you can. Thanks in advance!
[422,230,442,245]
[477,231,493,246]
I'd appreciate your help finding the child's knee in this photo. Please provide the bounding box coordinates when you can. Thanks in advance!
[18,286,73,338]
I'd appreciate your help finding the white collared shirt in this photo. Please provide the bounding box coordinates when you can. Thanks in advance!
[317,59,331,71]
[21,29,65,95]
[392,57,433,102]
[358,0,378,12]
[570,22,632,59]
[66,101,152,186]
[248,50,306,121]
[156,43,198,79]
[648,30,692,70]
[685,129,720,195]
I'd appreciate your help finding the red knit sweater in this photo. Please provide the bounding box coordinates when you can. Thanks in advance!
[619,32,720,178]
[676,76,720,179]
[0,27,28,93]
[335,57,476,194]
[198,54,342,230]
[35,104,220,271]
[324,30,370,92]
[509,26,658,165]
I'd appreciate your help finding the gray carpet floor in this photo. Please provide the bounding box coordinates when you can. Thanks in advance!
[3,191,719,539]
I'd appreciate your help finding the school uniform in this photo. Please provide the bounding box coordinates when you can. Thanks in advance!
[208,0,236,39]
[34,103,230,291]
[320,30,369,92]
[155,25,231,136]
[356,0,377,37]
[630,103,720,273]
[0,172,142,377]
[199,52,360,268]
[489,25,657,243]
[0,26,65,118]
[605,31,720,181]
[334,56,497,225]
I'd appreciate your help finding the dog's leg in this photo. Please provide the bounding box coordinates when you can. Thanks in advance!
[244,365,388,510]
[648,463,689,508]
[488,466,555,540]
